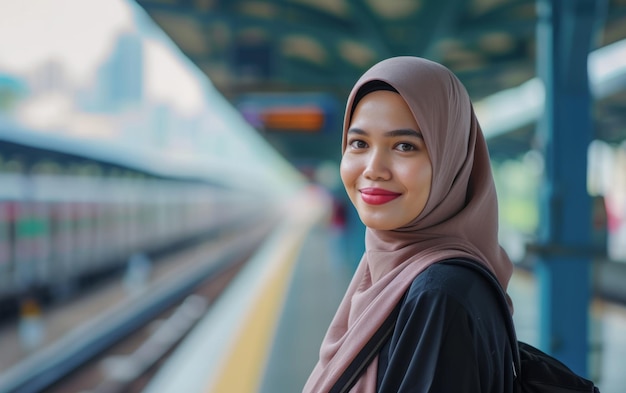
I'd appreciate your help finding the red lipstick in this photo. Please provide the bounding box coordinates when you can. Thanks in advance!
[360,188,401,205]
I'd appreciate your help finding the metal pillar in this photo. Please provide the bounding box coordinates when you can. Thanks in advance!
[534,0,603,377]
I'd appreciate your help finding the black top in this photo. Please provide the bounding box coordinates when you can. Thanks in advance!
[376,261,515,392]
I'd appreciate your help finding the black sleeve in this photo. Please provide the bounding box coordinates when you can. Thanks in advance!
[376,263,513,393]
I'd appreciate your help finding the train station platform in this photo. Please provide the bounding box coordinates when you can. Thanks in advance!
[142,190,625,393]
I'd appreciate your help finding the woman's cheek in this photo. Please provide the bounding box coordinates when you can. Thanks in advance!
[339,157,355,187]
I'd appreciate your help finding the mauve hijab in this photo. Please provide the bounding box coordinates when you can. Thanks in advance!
[302,56,514,393]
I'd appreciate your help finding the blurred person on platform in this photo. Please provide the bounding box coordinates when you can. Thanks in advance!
[303,57,515,393]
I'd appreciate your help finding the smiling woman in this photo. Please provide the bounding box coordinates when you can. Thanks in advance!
[341,89,432,231]
[303,56,517,393]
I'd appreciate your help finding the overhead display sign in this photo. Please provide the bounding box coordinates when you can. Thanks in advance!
[237,92,338,133]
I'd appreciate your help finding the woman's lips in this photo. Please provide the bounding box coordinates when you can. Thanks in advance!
[360,188,401,205]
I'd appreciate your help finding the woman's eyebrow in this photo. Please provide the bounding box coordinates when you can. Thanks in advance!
[385,129,423,138]
[346,127,367,135]
[347,128,423,139]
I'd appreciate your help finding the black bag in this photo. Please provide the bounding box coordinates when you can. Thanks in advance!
[444,259,600,393]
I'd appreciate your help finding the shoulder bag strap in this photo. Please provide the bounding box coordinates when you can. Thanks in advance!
[329,300,403,393]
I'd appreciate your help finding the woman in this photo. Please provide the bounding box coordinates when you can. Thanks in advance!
[303,57,516,392]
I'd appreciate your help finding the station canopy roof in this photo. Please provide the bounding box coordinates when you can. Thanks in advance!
[135,0,626,159]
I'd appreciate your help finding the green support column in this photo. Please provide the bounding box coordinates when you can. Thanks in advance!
[534,0,603,377]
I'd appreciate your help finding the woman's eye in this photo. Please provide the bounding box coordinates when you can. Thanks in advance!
[349,140,368,149]
[396,143,416,152]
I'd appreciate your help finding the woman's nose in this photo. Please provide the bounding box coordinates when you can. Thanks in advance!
[363,151,391,181]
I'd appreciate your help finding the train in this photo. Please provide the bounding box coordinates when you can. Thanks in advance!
[0,140,287,315]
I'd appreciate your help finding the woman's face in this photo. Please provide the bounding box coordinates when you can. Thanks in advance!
[340,90,432,230]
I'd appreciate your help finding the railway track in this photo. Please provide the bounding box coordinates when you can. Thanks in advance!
[48,256,247,393]
[0,215,279,393]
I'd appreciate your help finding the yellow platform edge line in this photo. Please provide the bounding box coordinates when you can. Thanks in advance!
[207,221,317,393]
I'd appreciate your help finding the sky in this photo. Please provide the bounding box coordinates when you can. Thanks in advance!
[0,0,134,84]
[0,0,205,115]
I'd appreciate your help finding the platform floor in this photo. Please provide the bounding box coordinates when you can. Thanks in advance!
[259,224,352,393]
[259,221,625,393]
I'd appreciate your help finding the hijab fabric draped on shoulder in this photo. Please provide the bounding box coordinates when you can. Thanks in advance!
[303,56,514,393]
